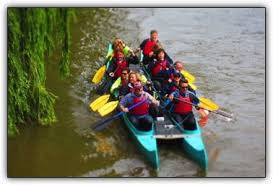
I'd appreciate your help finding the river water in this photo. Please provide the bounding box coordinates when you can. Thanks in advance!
[8,8,265,177]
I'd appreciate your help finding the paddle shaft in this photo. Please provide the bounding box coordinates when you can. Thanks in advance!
[92,99,147,131]
[173,97,233,119]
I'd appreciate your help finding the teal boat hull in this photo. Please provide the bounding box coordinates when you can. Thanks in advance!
[102,49,208,171]
[122,113,160,170]
[171,117,208,171]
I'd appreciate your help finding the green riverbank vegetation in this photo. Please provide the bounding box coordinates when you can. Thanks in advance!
[8,8,76,136]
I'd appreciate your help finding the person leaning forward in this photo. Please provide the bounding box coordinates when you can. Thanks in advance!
[120,81,160,131]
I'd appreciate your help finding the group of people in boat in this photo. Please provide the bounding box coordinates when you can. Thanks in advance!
[100,30,201,131]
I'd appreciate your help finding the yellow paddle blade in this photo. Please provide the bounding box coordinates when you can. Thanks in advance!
[198,102,213,111]
[89,94,110,111]
[199,97,219,111]
[110,77,121,93]
[92,65,106,84]
[140,74,147,83]
[98,101,119,117]
[181,70,195,84]
[189,82,197,90]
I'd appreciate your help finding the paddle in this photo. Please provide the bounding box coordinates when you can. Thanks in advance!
[92,44,113,84]
[96,75,113,95]
[91,99,147,131]
[199,97,219,111]
[181,70,195,84]
[172,97,233,120]
[89,94,110,111]
[98,100,119,116]
[92,65,106,84]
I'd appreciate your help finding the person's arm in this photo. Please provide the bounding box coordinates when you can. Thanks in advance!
[127,55,139,64]
[147,60,155,73]
[119,94,131,112]
[164,91,177,107]
[189,92,199,106]
[140,39,148,50]
[123,46,133,57]
[146,92,160,106]
[168,91,178,101]
[165,52,174,64]
[119,85,130,97]
[166,60,171,69]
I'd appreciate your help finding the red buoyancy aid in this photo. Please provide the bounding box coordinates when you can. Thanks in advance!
[170,85,178,93]
[143,39,157,56]
[152,60,168,76]
[169,73,174,81]
[173,94,192,114]
[130,94,150,116]
[114,59,128,77]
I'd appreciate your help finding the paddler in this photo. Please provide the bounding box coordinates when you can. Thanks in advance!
[162,72,182,95]
[112,38,134,58]
[120,71,143,98]
[107,50,139,80]
[147,48,171,91]
[165,79,199,130]
[166,61,196,94]
[120,81,160,131]
[138,30,160,65]
[151,42,174,64]
[116,68,130,99]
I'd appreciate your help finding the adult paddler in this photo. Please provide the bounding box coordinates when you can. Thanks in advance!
[165,79,199,130]
[120,81,160,131]
[139,30,160,65]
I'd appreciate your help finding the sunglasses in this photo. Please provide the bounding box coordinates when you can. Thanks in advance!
[122,73,128,75]
[134,87,142,91]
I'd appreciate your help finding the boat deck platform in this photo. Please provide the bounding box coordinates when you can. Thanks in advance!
[154,117,184,140]
[154,117,200,140]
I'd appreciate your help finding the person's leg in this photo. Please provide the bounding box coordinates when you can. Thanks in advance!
[149,104,160,118]
[129,115,140,129]
[139,115,154,131]
[173,113,183,125]
[183,112,197,130]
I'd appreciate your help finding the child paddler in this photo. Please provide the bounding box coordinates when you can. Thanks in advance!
[111,38,133,58]
[107,50,139,80]
[114,71,147,100]
[97,39,134,95]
